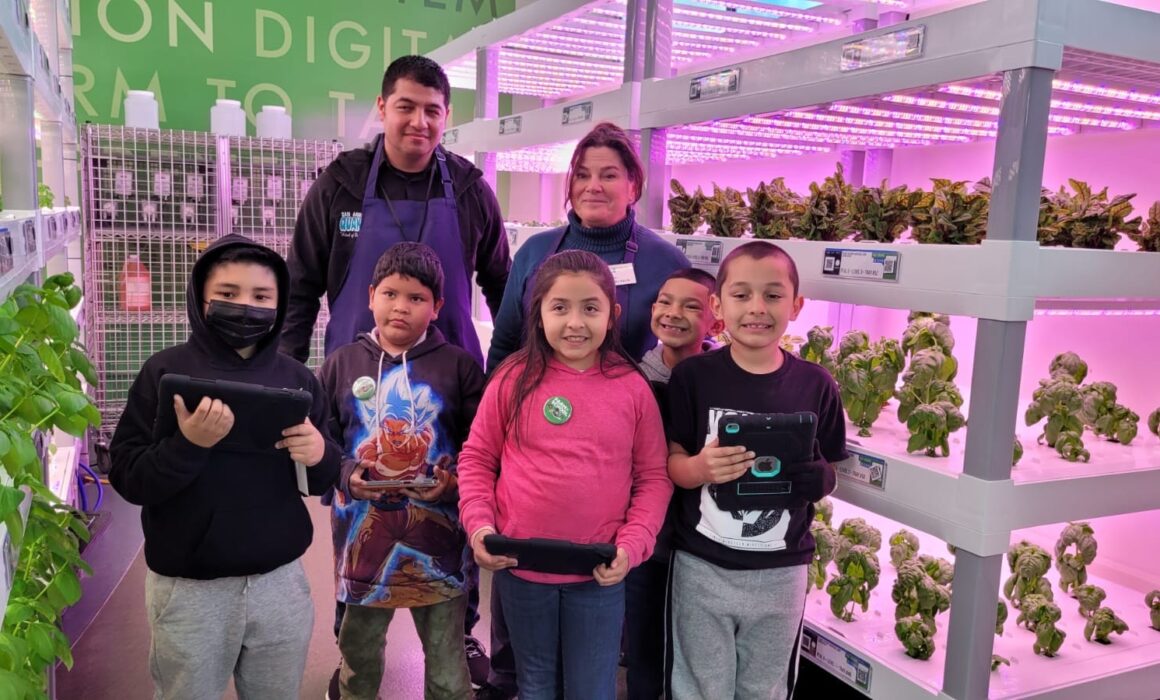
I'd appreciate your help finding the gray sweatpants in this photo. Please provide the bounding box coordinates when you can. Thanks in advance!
[668,551,808,700]
[144,559,314,700]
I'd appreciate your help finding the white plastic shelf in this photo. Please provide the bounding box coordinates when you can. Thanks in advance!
[0,0,35,77]
[0,212,42,304]
[40,206,81,263]
[833,406,1160,557]
[655,233,1160,321]
[803,503,1160,700]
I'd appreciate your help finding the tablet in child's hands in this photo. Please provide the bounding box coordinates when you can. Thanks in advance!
[155,374,312,451]
[483,535,617,576]
[714,411,819,511]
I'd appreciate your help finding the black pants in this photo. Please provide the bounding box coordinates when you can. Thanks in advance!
[486,583,519,693]
[624,555,670,700]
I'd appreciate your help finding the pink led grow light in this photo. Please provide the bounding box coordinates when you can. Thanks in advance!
[746,115,971,143]
[1052,79,1160,106]
[673,6,815,33]
[785,110,1000,138]
[829,104,1075,137]
[681,0,844,26]
[882,95,1136,130]
[941,85,1160,121]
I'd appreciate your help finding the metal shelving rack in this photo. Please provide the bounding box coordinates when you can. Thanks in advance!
[81,125,342,441]
[437,1,1160,698]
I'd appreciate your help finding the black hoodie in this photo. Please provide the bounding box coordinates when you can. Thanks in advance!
[280,143,510,363]
[109,235,343,580]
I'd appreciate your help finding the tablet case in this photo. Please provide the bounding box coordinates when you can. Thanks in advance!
[714,411,819,511]
[483,535,617,576]
[155,374,313,454]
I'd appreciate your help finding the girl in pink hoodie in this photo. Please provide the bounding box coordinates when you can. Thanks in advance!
[458,250,672,700]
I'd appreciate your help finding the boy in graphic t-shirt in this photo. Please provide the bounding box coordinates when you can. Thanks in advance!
[665,241,848,700]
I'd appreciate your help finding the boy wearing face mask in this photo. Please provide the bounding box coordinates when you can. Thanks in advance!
[109,235,342,699]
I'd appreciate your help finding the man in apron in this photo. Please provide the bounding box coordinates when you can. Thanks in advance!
[281,55,510,698]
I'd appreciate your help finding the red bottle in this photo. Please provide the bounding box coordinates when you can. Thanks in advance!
[120,254,152,312]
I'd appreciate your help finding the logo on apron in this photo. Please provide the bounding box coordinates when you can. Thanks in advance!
[339,212,363,237]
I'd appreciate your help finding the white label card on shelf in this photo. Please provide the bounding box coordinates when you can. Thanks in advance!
[822,248,900,282]
[841,25,926,72]
[562,101,594,126]
[801,627,872,693]
[675,238,723,267]
[442,129,459,146]
[499,116,522,136]
[838,449,887,490]
[689,68,741,102]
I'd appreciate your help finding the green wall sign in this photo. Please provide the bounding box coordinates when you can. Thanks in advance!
[72,0,514,140]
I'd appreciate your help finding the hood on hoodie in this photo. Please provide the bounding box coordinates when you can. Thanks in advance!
[187,234,290,365]
[326,139,484,204]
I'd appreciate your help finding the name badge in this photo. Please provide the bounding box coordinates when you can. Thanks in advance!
[610,263,637,286]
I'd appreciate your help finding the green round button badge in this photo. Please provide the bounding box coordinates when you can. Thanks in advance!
[543,396,573,425]
[352,376,377,401]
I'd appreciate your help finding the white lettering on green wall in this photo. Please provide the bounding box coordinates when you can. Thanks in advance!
[206,77,237,100]
[98,0,152,43]
[168,0,213,52]
[329,91,356,136]
[402,29,427,54]
[256,9,292,59]
[73,64,97,117]
[306,16,316,63]
[111,68,166,122]
[329,21,370,69]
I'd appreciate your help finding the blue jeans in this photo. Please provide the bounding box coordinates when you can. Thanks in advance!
[494,569,625,700]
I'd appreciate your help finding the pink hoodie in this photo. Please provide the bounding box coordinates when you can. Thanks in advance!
[458,358,673,584]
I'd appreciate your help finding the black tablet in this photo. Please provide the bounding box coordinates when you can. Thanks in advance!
[484,535,617,576]
[154,374,313,452]
[714,411,819,511]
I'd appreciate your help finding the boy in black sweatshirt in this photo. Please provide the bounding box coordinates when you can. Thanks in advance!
[109,235,342,699]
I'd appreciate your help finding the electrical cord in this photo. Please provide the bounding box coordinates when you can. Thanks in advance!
[77,461,105,513]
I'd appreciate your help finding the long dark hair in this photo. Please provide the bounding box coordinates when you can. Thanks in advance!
[495,250,639,443]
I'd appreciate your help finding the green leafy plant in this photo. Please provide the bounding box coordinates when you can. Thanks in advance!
[1128,201,1160,252]
[889,529,920,569]
[895,615,936,660]
[993,602,1011,671]
[835,334,905,437]
[1025,355,1089,463]
[836,517,882,559]
[1017,595,1066,657]
[846,181,922,243]
[0,273,100,697]
[1074,584,1107,619]
[668,180,706,235]
[892,559,950,632]
[918,554,955,587]
[910,178,989,245]
[901,315,955,363]
[701,184,749,238]
[906,402,967,458]
[896,314,965,457]
[1004,541,1054,610]
[793,164,852,242]
[1043,180,1142,249]
[814,496,834,527]
[1013,438,1024,466]
[896,349,962,425]
[827,544,881,622]
[779,334,805,355]
[799,325,838,376]
[808,521,839,593]
[1079,382,1140,444]
[1055,521,1097,596]
[1146,590,1160,631]
[37,184,54,210]
[746,178,802,240]
[1085,607,1129,644]
[1149,409,1160,440]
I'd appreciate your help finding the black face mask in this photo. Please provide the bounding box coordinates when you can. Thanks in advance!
[205,300,277,349]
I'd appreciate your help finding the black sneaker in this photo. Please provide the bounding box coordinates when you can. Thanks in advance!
[474,682,515,700]
[464,635,491,689]
[325,664,340,700]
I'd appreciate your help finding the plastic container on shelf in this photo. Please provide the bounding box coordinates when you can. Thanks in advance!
[123,90,159,129]
[255,105,291,139]
[210,99,246,137]
[119,255,152,312]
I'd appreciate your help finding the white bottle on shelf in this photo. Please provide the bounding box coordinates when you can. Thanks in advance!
[256,105,292,139]
[123,90,159,129]
[210,99,246,137]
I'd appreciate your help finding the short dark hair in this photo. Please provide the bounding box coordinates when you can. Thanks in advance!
[716,241,800,297]
[371,242,445,300]
[566,122,645,209]
[662,267,717,295]
[382,55,451,107]
[208,245,283,281]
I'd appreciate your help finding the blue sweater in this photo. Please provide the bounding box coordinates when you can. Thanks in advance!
[486,211,690,373]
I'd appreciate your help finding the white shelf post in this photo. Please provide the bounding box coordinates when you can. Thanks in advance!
[474,46,499,191]
[635,0,672,229]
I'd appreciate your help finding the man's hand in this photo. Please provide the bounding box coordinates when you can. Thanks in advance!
[401,466,455,502]
[174,395,234,448]
[276,418,326,467]
[471,527,518,571]
[696,438,754,485]
[594,547,630,586]
[348,461,404,501]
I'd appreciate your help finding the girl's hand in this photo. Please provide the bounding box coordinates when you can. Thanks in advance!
[471,527,518,571]
[348,461,404,501]
[594,547,630,586]
[697,438,753,484]
[276,418,326,467]
[402,467,455,502]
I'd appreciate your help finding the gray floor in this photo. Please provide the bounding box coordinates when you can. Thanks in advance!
[56,497,481,700]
